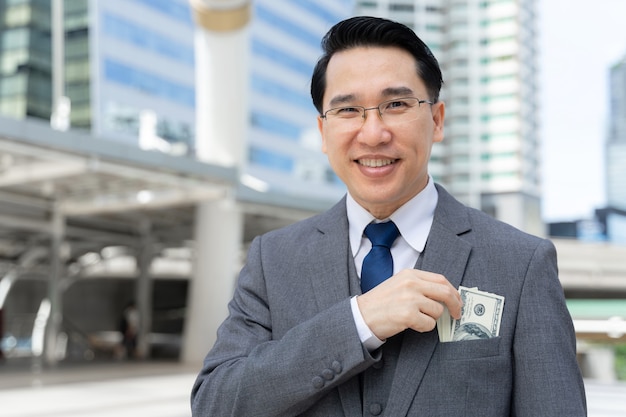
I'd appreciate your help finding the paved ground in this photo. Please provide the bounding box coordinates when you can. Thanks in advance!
[1,359,199,417]
[585,380,626,416]
[1,358,625,416]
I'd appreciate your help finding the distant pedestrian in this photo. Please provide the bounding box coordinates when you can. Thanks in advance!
[119,301,139,359]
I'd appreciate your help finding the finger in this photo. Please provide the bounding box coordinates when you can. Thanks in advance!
[419,298,445,320]
[409,270,463,319]
[409,310,437,333]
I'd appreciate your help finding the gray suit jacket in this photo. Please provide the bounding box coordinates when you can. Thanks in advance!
[191,185,587,416]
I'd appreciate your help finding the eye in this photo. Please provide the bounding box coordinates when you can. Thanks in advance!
[333,106,362,118]
[383,99,412,112]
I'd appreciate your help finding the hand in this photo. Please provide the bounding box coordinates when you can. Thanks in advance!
[356,269,462,340]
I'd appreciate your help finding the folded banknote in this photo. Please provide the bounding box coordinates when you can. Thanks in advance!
[437,286,505,342]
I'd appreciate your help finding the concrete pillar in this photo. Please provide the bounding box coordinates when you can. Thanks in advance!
[181,0,250,364]
[183,197,243,362]
[50,0,70,131]
[580,346,617,382]
[189,0,250,167]
[135,220,154,359]
[44,205,65,366]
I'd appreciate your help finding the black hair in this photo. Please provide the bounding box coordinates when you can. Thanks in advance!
[310,16,443,114]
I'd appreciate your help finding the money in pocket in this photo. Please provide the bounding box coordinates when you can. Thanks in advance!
[451,286,504,341]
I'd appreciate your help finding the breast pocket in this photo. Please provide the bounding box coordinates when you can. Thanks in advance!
[412,337,512,417]
[436,337,502,361]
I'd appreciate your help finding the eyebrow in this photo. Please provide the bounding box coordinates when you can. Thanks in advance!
[328,94,356,108]
[381,86,415,98]
[327,86,416,108]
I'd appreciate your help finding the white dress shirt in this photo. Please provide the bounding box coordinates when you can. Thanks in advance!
[348,177,438,350]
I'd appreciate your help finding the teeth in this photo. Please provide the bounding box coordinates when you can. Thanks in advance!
[359,159,394,167]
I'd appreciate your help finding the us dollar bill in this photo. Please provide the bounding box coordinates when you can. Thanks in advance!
[436,304,452,342]
[451,286,504,341]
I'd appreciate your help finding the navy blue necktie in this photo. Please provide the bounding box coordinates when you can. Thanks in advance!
[361,221,400,293]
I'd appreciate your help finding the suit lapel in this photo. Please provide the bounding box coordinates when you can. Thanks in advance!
[385,185,473,416]
[307,198,364,414]
[306,198,357,312]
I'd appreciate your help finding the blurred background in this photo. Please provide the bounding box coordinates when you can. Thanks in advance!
[0,0,625,415]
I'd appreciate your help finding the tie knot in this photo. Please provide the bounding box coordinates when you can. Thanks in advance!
[364,221,400,249]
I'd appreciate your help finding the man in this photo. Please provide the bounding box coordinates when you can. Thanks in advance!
[191,16,587,416]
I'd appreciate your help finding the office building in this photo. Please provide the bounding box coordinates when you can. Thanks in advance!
[0,0,53,121]
[356,0,542,234]
[246,0,353,199]
[607,54,626,211]
[0,0,354,197]
[0,0,196,151]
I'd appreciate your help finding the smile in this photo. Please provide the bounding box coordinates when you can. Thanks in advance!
[357,158,396,167]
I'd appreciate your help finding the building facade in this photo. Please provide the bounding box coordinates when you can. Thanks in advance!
[0,0,352,198]
[0,0,53,121]
[0,0,544,232]
[356,0,543,234]
[607,54,626,211]
[246,0,353,199]
[0,0,197,152]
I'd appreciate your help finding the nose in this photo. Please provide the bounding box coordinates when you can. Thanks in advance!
[357,107,391,146]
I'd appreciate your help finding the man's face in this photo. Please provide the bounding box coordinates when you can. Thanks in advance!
[317,46,445,219]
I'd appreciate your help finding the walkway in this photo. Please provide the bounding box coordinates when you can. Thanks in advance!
[1,360,198,417]
[1,359,625,416]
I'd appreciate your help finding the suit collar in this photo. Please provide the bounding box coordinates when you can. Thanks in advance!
[346,179,438,257]
[432,183,472,237]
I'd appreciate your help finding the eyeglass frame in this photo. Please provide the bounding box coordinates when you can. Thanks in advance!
[319,97,434,125]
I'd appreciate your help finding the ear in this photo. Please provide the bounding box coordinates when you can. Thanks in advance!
[317,115,328,154]
[431,101,445,143]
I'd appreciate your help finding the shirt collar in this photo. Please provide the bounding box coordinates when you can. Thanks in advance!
[347,177,438,256]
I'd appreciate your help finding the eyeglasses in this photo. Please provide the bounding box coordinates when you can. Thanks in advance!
[320,97,433,131]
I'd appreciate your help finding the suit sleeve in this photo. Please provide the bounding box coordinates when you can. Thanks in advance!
[190,235,375,417]
[512,239,587,416]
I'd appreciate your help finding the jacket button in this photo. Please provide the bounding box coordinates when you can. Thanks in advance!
[311,376,324,389]
[369,403,382,415]
[331,360,342,373]
[321,368,334,380]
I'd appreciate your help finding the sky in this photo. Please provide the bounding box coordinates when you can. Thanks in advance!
[539,0,626,221]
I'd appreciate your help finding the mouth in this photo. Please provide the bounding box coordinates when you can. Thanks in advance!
[357,158,397,167]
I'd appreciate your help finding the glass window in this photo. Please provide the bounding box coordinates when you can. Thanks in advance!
[104,59,195,108]
[0,74,27,95]
[4,3,31,27]
[249,146,294,173]
[103,13,194,66]
[1,28,30,49]
[298,0,350,25]
[252,39,311,77]
[71,105,91,124]
[129,0,193,25]
[65,60,89,82]
[250,111,302,141]
[65,37,89,58]
[0,49,29,74]
[425,6,444,13]
[255,5,320,49]
[251,74,311,110]
[66,83,90,102]
[390,3,415,12]
[0,96,26,117]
